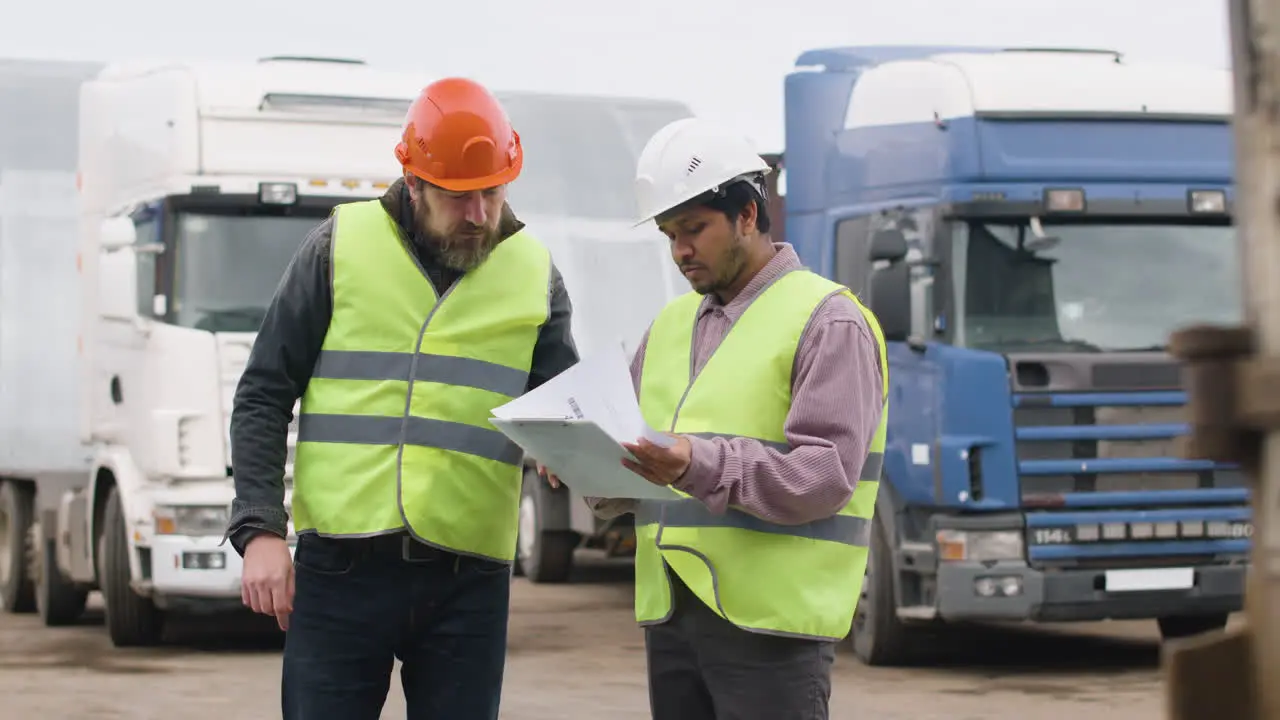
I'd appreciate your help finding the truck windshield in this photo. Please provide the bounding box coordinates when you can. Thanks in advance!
[171,211,322,333]
[499,94,693,220]
[952,221,1241,352]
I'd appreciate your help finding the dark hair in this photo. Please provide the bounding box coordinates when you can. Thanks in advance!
[701,177,771,234]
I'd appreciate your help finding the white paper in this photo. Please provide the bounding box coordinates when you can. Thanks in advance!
[489,343,679,499]
[491,341,674,448]
[489,418,680,500]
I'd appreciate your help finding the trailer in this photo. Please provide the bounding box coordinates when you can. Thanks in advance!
[0,55,691,646]
[500,90,696,582]
[0,56,108,629]
[781,46,1249,665]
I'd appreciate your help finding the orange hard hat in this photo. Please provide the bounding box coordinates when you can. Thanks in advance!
[394,78,523,192]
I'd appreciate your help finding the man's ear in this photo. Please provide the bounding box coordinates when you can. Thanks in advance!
[739,198,760,236]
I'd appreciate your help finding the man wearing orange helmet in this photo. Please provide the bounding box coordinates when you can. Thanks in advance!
[224,77,579,719]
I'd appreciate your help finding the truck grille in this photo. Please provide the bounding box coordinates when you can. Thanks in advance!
[1013,403,1247,499]
[1007,354,1246,502]
[1009,357,1251,566]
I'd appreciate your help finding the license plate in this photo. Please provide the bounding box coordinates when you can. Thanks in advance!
[1104,567,1194,592]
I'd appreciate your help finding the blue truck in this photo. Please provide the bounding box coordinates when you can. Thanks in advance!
[779,46,1250,665]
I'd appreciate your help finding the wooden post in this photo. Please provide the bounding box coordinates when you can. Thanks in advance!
[1226,0,1280,715]
[1165,1,1280,717]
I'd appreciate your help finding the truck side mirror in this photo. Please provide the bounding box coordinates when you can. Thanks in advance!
[868,262,911,342]
[866,229,912,341]
[869,229,909,263]
[99,217,137,251]
[98,218,142,321]
[98,247,138,320]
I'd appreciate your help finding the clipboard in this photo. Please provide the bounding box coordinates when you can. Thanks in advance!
[490,417,681,501]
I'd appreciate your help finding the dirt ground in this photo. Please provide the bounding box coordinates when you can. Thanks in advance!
[0,555,1209,720]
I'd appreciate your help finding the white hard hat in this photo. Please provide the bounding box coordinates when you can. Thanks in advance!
[633,117,771,227]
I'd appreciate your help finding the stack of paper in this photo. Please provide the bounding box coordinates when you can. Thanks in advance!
[490,343,680,501]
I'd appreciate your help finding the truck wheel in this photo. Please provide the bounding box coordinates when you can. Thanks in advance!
[851,513,918,666]
[1158,613,1229,641]
[27,522,88,626]
[100,487,164,647]
[0,481,37,613]
[515,473,577,584]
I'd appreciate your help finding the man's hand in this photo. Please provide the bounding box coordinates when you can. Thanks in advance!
[241,533,295,631]
[536,462,563,489]
[621,435,693,487]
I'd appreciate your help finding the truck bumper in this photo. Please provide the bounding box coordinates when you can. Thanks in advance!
[141,535,295,614]
[935,560,1246,622]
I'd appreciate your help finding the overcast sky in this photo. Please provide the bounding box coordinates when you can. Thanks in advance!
[1,0,1231,152]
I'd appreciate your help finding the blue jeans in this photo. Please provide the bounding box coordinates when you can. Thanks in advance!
[281,533,513,720]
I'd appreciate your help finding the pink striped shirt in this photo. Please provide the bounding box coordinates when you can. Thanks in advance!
[591,242,885,525]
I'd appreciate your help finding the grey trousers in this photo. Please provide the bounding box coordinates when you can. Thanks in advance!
[644,573,835,720]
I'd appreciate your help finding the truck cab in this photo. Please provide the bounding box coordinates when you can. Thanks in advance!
[783,46,1248,665]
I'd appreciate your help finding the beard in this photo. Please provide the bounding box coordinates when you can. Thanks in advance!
[684,234,748,296]
[413,204,503,272]
[426,226,502,272]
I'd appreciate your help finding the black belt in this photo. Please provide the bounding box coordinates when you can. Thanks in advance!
[300,532,512,572]
[329,531,456,563]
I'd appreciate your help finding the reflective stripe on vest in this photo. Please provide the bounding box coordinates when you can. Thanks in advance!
[290,198,552,562]
[635,268,890,641]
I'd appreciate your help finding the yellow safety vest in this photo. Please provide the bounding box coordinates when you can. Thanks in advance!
[635,269,889,641]
[291,198,552,562]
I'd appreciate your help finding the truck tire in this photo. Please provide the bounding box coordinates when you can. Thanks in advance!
[515,473,577,584]
[851,513,918,666]
[1158,612,1229,641]
[100,487,165,647]
[0,481,37,613]
[28,522,87,626]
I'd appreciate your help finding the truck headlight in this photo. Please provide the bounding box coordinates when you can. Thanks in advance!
[258,181,298,205]
[153,505,229,536]
[936,529,1023,562]
[1188,189,1227,214]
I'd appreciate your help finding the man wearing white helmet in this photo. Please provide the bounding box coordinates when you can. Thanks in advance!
[590,117,890,719]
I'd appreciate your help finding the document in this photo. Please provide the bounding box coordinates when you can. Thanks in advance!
[490,343,680,500]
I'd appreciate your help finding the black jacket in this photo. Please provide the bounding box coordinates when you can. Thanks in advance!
[224,179,579,554]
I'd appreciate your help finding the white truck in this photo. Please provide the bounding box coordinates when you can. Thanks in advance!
[0,55,694,646]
